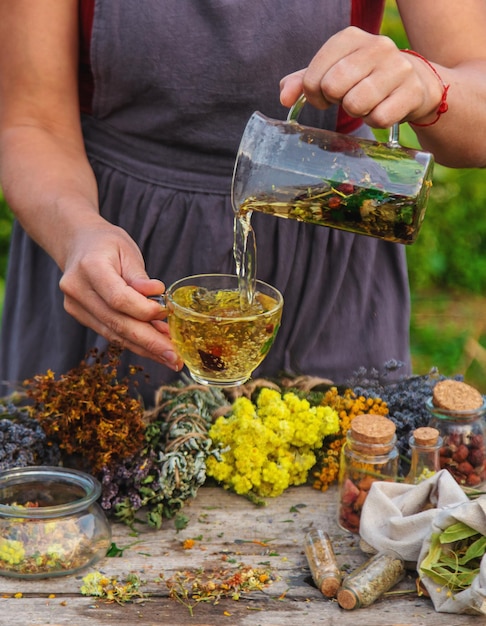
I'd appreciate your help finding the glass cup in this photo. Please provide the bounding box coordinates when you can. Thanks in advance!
[232,95,434,244]
[151,274,283,387]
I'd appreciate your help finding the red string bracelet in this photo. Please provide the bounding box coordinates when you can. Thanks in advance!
[401,48,450,127]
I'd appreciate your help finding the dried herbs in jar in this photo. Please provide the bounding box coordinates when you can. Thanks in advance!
[304,529,342,598]
[404,426,442,485]
[337,550,405,610]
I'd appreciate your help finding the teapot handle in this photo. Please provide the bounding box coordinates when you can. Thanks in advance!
[287,94,401,147]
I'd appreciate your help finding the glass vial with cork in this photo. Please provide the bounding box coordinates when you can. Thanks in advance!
[405,426,442,484]
[304,529,341,598]
[337,550,405,610]
[338,414,399,534]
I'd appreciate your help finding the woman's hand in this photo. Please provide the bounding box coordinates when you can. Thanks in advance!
[0,1,183,371]
[59,220,183,371]
[280,26,443,129]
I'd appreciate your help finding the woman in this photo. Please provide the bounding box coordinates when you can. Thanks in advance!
[0,1,485,405]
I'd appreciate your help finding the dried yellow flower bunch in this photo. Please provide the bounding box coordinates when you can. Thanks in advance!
[206,388,339,498]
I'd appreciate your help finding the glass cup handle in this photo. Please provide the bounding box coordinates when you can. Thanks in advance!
[147,294,168,310]
[287,93,401,147]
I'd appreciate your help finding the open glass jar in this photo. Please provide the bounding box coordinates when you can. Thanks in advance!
[0,466,111,578]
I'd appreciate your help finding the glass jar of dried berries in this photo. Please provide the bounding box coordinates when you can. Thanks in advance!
[338,414,399,534]
[426,380,486,490]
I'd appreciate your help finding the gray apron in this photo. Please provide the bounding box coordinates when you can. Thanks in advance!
[0,1,411,406]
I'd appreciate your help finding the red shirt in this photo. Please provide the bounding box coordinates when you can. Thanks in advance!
[78,0,385,132]
[340,0,385,132]
[78,0,95,114]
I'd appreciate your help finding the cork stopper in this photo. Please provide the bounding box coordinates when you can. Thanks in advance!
[351,414,396,445]
[432,380,484,412]
[412,426,440,447]
[320,575,341,598]
[337,587,359,610]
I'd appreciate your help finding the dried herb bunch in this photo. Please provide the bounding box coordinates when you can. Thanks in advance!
[100,382,228,529]
[206,387,340,498]
[24,346,146,474]
[347,361,458,471]
[312,386,389,492]
[0,397,61,470]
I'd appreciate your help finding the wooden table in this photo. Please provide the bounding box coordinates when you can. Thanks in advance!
[0,485,481,625]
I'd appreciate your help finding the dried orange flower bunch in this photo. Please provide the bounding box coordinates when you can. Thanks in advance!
[312,386,389,492]
[24,345,146,474]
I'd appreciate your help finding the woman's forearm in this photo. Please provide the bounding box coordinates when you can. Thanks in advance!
[0,124,104,271]
[398,0,486,168]
[409,61,486,168]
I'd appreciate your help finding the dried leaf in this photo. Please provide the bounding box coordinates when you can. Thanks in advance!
[439,521,479,544]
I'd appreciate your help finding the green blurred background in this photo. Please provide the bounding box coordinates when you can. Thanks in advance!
[379,1,486,392]
[0,1,484,390]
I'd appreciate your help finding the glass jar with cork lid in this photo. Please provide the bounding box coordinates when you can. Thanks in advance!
[338,414,399,534]
[426,379,486,490]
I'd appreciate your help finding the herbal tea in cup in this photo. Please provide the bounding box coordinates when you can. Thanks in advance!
[151,274,283,387]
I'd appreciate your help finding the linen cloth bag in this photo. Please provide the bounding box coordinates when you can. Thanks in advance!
[359,470,468,562]
[416,497,486,614]
[359,470,486,614]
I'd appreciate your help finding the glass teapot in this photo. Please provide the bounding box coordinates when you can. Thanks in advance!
[231,95,434,244]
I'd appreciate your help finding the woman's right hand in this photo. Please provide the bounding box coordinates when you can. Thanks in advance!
[0,0,182,371]
[279,26,443,130]
[59,218,183,371]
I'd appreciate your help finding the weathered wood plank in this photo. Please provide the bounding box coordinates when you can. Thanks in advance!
[0,597,478,626]
[1,593,481,626]
[0,486,481,625]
